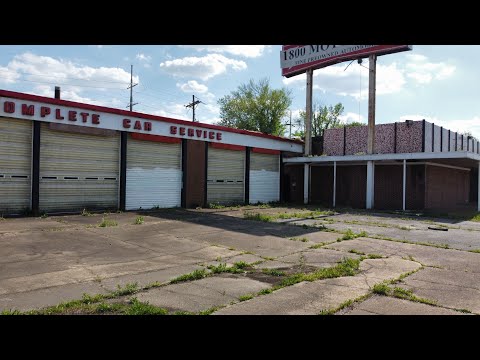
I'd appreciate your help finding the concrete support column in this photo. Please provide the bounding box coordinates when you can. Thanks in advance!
[366,161,375,209]
[333,161,337,208]
[304,163,309,205]
[478,161,480,212]
[402,159,407,211]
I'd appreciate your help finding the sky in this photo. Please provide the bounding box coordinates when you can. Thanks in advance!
[0,45,478,139]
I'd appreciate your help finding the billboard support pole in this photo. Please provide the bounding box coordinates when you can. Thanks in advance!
[305,68,313,156]
[367,54,377,154]
[303,68,313,205]
[366,54,377,210]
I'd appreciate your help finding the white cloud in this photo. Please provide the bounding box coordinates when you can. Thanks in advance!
[27,85,114,106]
[4,52,138,87]
[283,54,454,99]
[284,61,405,100]
[136,53,152,68]
[136,53,151,62]
[176,80,208,94]
[179,45,270,58]
[405,54,455,84]
[160,54,247,81]
[339,112,365,124]
[0,65,20,84]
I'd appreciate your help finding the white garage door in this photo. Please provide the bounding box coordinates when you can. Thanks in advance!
[207,147,245,205]
[0,118,32,215]
[39,123,120,212]
[249,152,280,204]
[126,137,182,210]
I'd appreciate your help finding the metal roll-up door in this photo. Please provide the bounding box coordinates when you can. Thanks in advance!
[0,118,32,215]
[126,138,182,210]
[249,152,280,204]
[207,147,245,205]
[39,123,119,212]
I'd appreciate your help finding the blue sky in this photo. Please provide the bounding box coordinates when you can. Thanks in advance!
[0,45,478,138]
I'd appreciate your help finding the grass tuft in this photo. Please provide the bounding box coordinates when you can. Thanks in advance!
[372,283,390,295]
[279,257,361,287]
[243,213,274,222]
[99,217,118,227]
[258,288,274,296]
[124,298,168,315]
[111,282,139,297]
[348,249,365,255]
[133,216,144,225]
[309,243,326,249]
[199,306,222,315]
[238,294,254,302]
[81,208,94,217]
[367,254,383,259]
[170,269,207,284]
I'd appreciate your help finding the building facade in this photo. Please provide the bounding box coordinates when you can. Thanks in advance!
[0,89,303,216]
[284,120,480,213]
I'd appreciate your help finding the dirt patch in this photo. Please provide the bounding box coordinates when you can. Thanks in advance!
[244,265,318,286]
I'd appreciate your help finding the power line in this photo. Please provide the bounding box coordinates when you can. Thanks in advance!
[185,95,203,122]
[127,65,138,111]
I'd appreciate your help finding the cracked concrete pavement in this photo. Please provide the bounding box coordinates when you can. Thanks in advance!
[1,207,479,314]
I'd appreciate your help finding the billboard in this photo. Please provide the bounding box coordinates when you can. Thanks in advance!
[280,45,412,77]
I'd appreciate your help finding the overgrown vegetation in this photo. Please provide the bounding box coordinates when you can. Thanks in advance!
[170,269,208,284]
[372,281,437,306]
[309,243,326,249]
[243,209,335,223]
[81,208,93,217]
[134,216,144,225]
[469,249,480,253]
[471,213,480,222]
[243,213,274,222]
[238,294,254,302]
[318,293,371,315]
[99,217,118,227]
[279,257,361,287]
[338,229,367,241]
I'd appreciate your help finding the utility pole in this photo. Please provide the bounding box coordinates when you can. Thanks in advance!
[185,95,202,122]
[127,65,138,111]
[289,110,292,138]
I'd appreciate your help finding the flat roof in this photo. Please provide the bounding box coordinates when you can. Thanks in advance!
[0,89,303,145]
[284,151,480,164]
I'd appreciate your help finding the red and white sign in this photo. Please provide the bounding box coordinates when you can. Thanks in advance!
[280,45,412,77]
[0,94,303,153]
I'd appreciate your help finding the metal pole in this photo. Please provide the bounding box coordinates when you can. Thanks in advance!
[289,110,292,139]
[367,54,377,154]
[333,161,337,208]
[305,69,313,156]
[192,95,195,122]
[403,159,407,211]
[129,65,133,112]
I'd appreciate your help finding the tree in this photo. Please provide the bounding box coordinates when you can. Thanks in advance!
[293,102,364,138]
[217,78,292,136]
[461,131,478,142]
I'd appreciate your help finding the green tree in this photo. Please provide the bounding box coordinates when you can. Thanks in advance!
[293,102,346,137]
[217,78,292,136]
[293,102,365,137]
